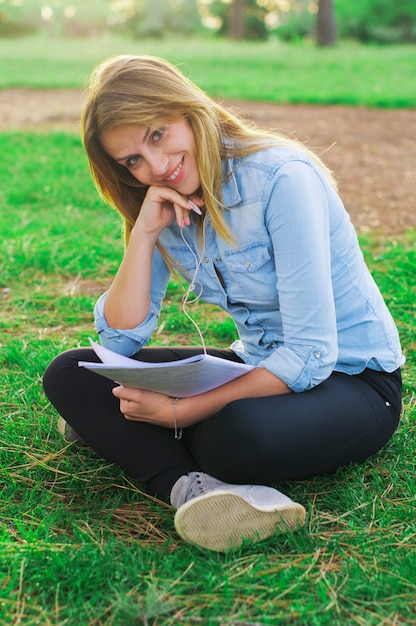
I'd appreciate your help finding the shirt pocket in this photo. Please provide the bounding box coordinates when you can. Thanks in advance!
[165,244,198,274]
[223,242,278,304]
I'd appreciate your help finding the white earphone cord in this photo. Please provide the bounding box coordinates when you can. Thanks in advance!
[179,220,207,355]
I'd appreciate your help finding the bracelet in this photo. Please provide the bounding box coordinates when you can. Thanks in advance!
[172,398,183,440]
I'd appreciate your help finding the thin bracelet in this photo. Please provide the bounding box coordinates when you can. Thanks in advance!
[172,398,183,440]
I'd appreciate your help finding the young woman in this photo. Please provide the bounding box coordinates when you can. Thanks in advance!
[43,55,404,552]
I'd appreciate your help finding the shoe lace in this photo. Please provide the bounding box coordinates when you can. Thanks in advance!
[185,472,207,502]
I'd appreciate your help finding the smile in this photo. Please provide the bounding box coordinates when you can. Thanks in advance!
[165,159,184,183]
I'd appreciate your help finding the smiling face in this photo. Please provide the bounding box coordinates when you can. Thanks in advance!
[100,117,201,196]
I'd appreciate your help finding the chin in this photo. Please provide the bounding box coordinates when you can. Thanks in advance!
[185,183,201,196]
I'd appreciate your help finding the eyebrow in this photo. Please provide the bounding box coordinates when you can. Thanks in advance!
[115,127,151,163]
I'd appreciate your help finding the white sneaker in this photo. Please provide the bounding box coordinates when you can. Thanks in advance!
[170,472,306,552]
[57,416,88,446]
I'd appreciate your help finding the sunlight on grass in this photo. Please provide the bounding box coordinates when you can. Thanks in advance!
[0,34,415,107]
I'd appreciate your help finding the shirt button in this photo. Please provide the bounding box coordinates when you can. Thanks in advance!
[216,257,222,262]
[203,257,209,263]
[244,262,251,268]
[314,351,321,358]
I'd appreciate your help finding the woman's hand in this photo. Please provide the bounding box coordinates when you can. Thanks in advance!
[103,188,203,330]
[112,385,175,428]
[112,368,290,431]
[133,186,201,239]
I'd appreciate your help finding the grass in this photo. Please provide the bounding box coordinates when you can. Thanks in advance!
[1,39,416,620]
[0,33,416,107]
[1,129,415,625]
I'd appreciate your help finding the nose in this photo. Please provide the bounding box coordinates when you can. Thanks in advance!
[147,152,169,178]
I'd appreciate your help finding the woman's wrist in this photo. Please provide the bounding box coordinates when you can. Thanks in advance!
[130,220,160,246]
[172,397,182,439]
[169,393,224,430]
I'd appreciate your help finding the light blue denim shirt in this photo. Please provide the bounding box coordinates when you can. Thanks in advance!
[94,146,405,392]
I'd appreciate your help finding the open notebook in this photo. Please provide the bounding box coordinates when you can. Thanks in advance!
[79,340,254,398]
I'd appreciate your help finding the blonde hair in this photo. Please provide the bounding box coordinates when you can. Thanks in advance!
[81,54,336,250]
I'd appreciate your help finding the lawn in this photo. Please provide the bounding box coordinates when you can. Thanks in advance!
[0,36,415,625]
[0,34,416,107]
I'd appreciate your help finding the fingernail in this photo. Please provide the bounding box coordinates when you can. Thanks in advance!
[188,199,202,215]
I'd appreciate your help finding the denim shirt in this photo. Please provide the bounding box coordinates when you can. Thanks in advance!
[94,146,405,392]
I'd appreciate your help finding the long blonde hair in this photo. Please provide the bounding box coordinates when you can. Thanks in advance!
[81,54,336,249]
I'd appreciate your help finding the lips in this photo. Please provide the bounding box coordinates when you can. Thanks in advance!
[164,158,185,185]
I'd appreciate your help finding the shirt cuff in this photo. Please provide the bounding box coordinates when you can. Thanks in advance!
[93,292,158,356]
[258,344,336,392]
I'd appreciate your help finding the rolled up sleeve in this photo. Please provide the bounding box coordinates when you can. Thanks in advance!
[258,343,337,392]
[93,246,170,356]
[93,292,162,356]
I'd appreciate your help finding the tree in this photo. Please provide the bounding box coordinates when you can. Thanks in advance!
[335,0,416,43]
[317,0,337,46]
[209,0,269,40]
[229,0,246,39]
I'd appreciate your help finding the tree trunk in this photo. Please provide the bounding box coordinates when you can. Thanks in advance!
[317,0,337,47]
[229,0,246,40]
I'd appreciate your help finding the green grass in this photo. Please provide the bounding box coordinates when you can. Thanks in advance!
[1,130,415,625]
[1,33,416,107]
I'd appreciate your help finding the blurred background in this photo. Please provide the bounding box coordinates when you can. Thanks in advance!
[1,0,415,46]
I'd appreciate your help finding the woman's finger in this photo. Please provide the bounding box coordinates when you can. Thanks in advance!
[149,186,196,228]
[172,199,193,228]
[113,385,141,398]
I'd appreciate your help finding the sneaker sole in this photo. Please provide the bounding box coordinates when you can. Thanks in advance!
[174,490,306,552]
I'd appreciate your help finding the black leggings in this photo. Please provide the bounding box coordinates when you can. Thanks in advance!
[43,346,402,502]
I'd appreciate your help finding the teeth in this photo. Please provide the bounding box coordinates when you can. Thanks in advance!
[166,161,182,181]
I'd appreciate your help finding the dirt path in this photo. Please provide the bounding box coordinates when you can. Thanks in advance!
[1,88,415,234]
